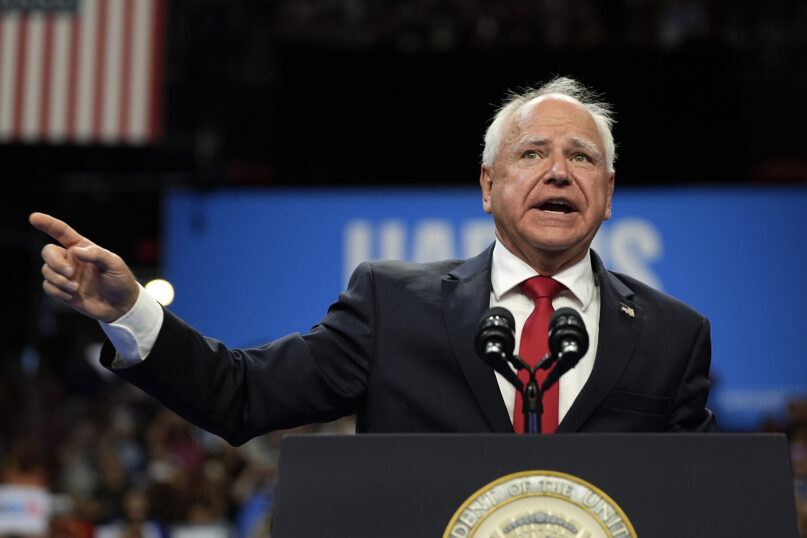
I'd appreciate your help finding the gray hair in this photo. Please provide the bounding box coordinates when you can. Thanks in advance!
[481,76,617,172]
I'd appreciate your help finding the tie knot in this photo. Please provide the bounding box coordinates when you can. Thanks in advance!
[519,276,565,301]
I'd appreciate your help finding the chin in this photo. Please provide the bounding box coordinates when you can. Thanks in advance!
[525,233,584,253]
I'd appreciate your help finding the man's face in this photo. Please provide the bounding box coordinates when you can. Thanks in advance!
[480,96,615,271]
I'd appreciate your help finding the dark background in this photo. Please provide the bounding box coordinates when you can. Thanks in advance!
[4,0,807,435]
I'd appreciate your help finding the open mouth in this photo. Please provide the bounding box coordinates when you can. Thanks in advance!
[538,199,576,214]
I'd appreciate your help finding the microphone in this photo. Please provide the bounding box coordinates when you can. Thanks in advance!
[542,307,589,391]
[475,307,521,389]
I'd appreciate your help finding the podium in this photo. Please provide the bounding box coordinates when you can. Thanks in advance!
[269,433,799,537]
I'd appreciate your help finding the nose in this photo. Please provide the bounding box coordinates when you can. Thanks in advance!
[544,153,570,186]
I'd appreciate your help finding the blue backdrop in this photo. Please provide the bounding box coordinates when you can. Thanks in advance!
[162,186,807,431]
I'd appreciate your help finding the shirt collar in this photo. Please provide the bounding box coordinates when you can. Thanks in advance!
[490,239,595,311]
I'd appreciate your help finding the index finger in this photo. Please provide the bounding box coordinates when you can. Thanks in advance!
[29,212,85,248]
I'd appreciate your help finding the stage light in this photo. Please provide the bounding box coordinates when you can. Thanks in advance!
[145,278,175,306]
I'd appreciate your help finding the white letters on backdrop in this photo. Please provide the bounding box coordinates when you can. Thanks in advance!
[343,217,664,290]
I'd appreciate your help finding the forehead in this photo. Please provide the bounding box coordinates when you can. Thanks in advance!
[509,95,602,147]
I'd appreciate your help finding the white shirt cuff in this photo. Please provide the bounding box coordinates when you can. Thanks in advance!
[99,283,164,368]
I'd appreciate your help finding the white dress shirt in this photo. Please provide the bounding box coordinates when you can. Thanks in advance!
[489,240,600,425]
[100,283,163,368]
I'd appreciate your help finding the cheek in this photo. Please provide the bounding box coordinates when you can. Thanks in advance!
[490,169,535,216]
[496,172,530,199]
[490,188,520,228]
[490,192,508,220]
[492,182,521,214]
[584,178,612,214]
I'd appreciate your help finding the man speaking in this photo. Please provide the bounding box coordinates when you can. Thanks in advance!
[30,76,717,442]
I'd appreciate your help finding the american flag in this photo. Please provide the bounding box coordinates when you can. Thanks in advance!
[0,0,165,145]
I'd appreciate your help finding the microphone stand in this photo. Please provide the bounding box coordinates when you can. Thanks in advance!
[508,352,556,434]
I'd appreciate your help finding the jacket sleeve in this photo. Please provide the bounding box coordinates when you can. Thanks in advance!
[100,262,378,445]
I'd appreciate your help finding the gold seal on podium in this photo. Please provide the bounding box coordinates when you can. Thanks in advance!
[443,470,637,538]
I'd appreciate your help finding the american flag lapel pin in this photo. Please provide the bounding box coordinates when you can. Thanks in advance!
[620,304,635,318]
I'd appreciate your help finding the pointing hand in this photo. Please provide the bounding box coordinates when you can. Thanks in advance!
[29,212,140,323]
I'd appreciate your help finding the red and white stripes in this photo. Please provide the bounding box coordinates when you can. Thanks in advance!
[0,0,165,145]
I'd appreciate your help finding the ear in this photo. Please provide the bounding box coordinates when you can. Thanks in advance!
[480,165,494,215]
[603,171,615,221]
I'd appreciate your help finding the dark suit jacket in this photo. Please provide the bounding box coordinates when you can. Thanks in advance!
[102,245,717,445]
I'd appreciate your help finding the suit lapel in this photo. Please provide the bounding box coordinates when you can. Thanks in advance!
[557,251,643,432]
[442,244,514,432]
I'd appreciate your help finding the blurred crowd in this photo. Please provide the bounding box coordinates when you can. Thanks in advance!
[0,351,355,538]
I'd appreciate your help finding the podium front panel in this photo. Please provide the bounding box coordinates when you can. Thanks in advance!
[271,433,798,537]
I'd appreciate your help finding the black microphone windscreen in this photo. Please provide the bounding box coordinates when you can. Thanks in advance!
[549,307,579,327]
[475,307,516,360]
[548,307,589,358]
[478,306,515,329]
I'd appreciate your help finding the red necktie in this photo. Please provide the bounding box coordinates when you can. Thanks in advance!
[514,276,565,434]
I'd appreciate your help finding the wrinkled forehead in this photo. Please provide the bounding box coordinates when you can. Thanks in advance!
[512,94,603,145]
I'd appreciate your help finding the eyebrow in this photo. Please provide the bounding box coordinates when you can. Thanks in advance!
[516,135,603,160]
[518,136,548,147]
[570,136,602,158]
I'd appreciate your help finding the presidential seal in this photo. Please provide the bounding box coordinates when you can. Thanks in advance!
[443,470,637,538]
